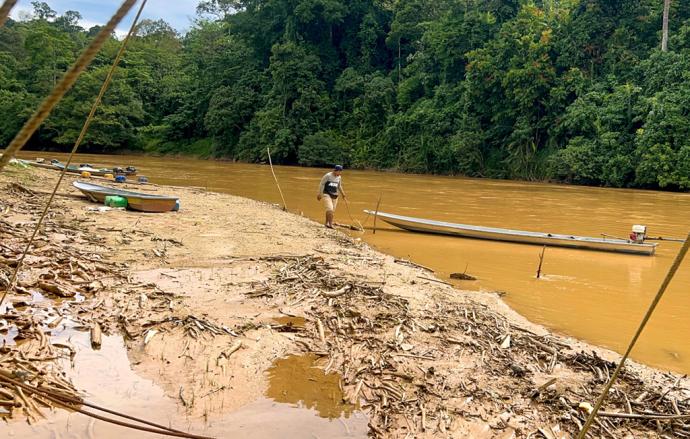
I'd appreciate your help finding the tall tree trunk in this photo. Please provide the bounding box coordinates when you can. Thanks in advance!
[662,0,671,52]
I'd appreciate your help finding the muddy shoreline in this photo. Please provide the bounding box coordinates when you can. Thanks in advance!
[1,165,689,438]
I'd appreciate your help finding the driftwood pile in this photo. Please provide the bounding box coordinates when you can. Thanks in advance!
[246,255,690,438]
[0,183,117,420]
[0,183,194,423]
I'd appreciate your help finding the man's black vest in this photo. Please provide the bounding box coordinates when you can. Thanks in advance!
[324,180,339,198]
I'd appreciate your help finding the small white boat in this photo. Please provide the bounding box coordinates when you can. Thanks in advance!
[364,210,657,256]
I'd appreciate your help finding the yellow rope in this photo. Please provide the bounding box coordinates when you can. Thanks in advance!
[577,233,690,438]
[0,0,148,310]
[0,0,137,172]
[0,0,18,28]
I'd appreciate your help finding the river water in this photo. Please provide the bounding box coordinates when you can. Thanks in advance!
[18,152,690,375]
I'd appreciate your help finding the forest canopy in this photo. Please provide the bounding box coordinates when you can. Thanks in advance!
[2,0,690,190]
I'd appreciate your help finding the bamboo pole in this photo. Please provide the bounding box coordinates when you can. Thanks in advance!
[0,0,18,28]
[373,193,382,235]
[0,0,145,310]
[577,232,690,438]
[0,0,138,172]
[0,371,214,438]
[266,148,287,211]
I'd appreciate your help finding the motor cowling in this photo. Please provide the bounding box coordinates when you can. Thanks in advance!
[630,225,647,244]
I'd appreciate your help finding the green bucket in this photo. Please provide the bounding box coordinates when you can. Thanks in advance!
[104,195,128,208]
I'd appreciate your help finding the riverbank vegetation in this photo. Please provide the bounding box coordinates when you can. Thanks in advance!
[3,1,690,189]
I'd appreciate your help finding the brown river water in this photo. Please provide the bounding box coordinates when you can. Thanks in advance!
[15,153,690,375]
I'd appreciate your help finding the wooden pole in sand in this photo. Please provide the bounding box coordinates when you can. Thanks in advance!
[577,232,690,439]
[372,193,382,234]
[267,147,287,211]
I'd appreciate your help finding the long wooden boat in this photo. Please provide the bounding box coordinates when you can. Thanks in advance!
[73,181,178,213]
[18,159,58,170]
[53,161,137,176]
[19,159,137,176]
[364,210,657,256]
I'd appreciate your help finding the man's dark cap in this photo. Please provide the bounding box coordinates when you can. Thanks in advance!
[334,165,343,171]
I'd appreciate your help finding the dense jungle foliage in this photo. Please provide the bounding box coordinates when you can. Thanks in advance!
[2,0,690,189]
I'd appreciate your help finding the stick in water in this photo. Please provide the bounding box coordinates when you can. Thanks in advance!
[266,147,287,211]
[373,193,382,235]
[536,246,546,279]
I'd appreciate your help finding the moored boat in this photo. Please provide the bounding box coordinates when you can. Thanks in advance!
[53,161,137,176]
[364,210,657,256]
[18,159,58,170]
[73,181,178,213]
[20,159,137,176]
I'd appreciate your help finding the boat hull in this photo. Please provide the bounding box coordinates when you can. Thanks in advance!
[54,162,136,177]
[18,159,58,170]
[365,211,656,256]
[21,160,136,176]
[73,181,177,213]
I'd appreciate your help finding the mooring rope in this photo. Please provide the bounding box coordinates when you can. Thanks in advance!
[0,0,143,309]
[576,233,690,438]
[0,0,18,28]
[0,0,137,172]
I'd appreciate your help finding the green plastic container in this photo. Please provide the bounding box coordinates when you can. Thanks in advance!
[104,195,128,208]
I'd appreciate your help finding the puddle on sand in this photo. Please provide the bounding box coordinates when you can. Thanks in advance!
[0,326,20,346]
[4,329,368,438]
[205,397,369,438]
[272,315,307,329]
[267,353,360,419]
[4,330,178,439]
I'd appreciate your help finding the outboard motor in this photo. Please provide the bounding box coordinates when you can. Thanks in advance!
[125,166,137,173]
[629,225,647,244]
[50,159,59,164]
[113,167,124,174]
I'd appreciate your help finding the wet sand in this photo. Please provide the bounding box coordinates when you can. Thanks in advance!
[1,164,689,438]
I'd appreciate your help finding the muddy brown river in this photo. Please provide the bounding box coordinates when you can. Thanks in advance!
[18,152,690,376]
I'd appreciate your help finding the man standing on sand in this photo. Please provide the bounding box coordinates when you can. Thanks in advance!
[317,165,346,229]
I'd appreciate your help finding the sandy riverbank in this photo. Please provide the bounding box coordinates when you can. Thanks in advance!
[1,164,689,438]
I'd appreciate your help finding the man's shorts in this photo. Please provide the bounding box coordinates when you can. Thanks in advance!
[322,195,338,213]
